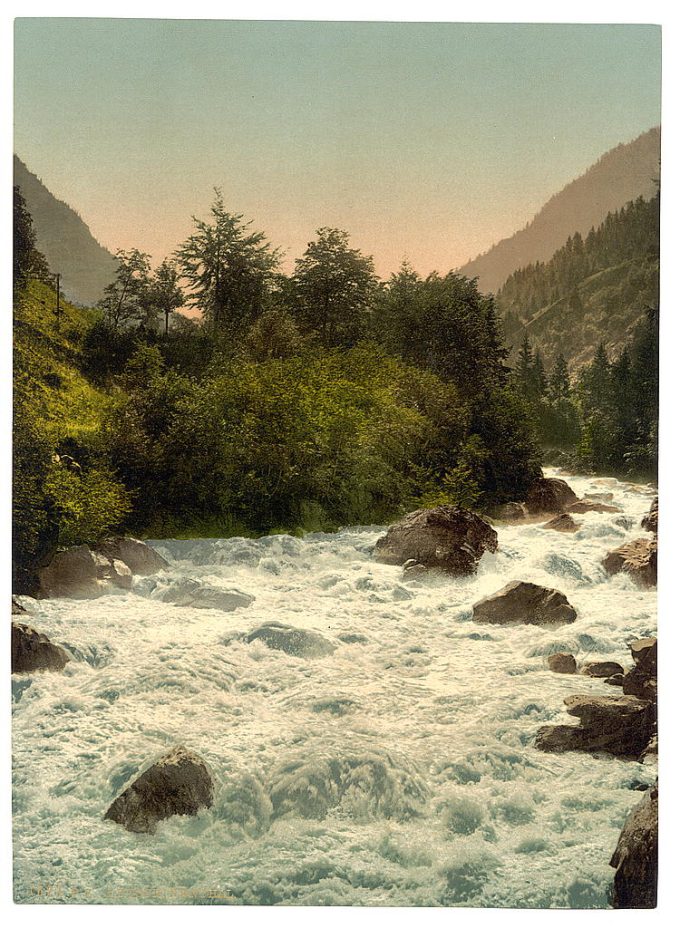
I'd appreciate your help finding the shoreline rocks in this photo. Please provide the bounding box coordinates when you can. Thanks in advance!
[104,746,214,834]
[472,581,577,626]
[602,538,657,588]
[12,623,70,673]
[374,505,497,575]
[38,537,168,599]
[610,784,658,908]
[641,497,658,534]
[535,694,654,758]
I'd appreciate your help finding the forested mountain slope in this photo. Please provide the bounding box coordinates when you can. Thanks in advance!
[458,127,660,294]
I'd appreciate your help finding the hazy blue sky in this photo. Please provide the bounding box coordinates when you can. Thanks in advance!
[14,19,661,276]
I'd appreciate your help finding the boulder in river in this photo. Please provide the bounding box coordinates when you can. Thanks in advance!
[243,621,336,658]
[610,784,658,908]
[525,477,578,514]
[158,577,254,612]
[38,545,130,599]
[582,660,625,678]
[472,581,577,626]
[547,652,577,674]
[535,693,655,758]
[374,505,497,575]
[602,538,657,588]
[12,597,27,615]
[95,536,169,575]
[566,500,621,514]
[542,513,578,533]
[641,497,658,534]
[12,622,70,673]
[104,746,214,834]
[622,638,657,703]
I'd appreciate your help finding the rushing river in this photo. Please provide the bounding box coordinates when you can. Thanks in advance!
[12,470,657,908]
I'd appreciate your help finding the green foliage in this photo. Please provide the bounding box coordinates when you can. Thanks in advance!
[99,248,152,330]
[44,464,132,547]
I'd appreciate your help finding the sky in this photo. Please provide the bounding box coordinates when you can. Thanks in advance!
[13,18,661,278]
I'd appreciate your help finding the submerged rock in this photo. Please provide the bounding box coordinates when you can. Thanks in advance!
[602,538,657,588]
[374,505,497,575]
[535,694,654,758]
[11,623,70,673]
[566,500,621,514]
[582,661,625,678]
[38,537,165,599]
[610,784,658,908]
[472,581,577,626]
[542,513,578,533]
[244,622,336,658]
[95,536,169,575]
[104,746,214,834]
[490,502,527,522]
[158,577,254,612]
[547,652,577,674]
[605,674,625,687]
[525,477,578,514]
[402,559,428,578]
[641,497,658,534]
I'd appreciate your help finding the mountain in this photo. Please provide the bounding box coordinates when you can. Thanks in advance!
[458,127,660,295]
[497,191,659,369]
[13,156,117,306]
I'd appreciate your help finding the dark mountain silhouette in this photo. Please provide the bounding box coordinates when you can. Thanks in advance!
[13,155,116,306]
[458,127,660,294]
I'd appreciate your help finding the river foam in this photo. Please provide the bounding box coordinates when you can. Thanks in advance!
[12,470,657,907]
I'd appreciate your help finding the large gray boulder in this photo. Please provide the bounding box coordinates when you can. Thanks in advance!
[158,578,253,612]
[244,622,336,658]
[603,538,657,588]
[12,623,70,673]
[95,537,169,575]
[38,538,166,599]
[472,581,577,626]
[641,497,658,534]
[535,694,655,758]
[374,506,497,575]
[610,784,658,908]
[525,477,578,514]
[104,746,214,834]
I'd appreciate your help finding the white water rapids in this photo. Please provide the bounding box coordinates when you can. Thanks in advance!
[12,470,657,907]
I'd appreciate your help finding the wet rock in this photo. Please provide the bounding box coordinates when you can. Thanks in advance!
[12,597,27,615]
[566,500,621,514]
[547,652,577,674]
[374,505,497,575]
[472,581,577,626]
[582,661,625,678]
[603,538,657,588]
[245,621,336,658]
[585,491,614,503]
[95,537,169,575]
[605,673,625,687]
[542,513,578,533]
[38,545,135,598]
[490,502,527,521]
[104,746,214,834]
[158,578,253,612]
[641,736,658,760]
[641,497,658,534]
[402,559,428,577]
[525,477,578,514]
[535,694,654,758]
[622,638,657,703]
[610,784,658,908]
[12,623,70,673]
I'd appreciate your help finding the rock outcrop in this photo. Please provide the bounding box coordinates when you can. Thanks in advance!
[535,694,654,758]
[374,506,497,575]
[542,514,578,533]
[95,537,169,575]
[12,623,70,673]
[547,652,577,674]
[582,661,625,678]
[602,538,657,588]
[104,746,214,834]
[38,538,167,599]
[610,784,658,908]
[525,477,578,514]
[12,597,27,615]
[472,581,577,626]
[641,497,658,534]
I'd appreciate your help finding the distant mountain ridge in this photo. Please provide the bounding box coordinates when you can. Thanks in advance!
[458,127,660,294]
[13,156,116,306]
